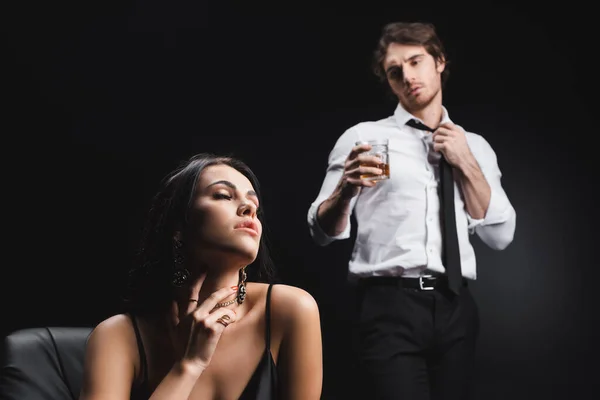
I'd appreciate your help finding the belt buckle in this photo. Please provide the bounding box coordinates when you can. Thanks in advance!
[419,274,436,290]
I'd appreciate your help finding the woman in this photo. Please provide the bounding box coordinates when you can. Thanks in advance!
[79,153,322,400]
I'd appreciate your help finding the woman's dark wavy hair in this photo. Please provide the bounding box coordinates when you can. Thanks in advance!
[123,153,276,315]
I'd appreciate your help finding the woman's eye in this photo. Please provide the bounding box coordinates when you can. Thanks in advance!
[214,193,232,200]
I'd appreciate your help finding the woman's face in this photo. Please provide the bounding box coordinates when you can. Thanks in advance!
[185,164,262,267]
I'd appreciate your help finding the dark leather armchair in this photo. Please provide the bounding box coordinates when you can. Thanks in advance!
[0,327,93,400]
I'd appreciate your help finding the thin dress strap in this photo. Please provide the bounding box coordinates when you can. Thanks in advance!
[130,315,149,386]
[265,284,274,349]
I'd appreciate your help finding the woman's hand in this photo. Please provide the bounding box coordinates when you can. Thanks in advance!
[169,274,238,373]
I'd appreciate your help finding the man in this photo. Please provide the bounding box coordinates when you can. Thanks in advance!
[307,22,516,399]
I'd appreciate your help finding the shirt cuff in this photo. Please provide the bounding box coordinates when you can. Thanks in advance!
[466,186,513,233]
[307,201,351,246]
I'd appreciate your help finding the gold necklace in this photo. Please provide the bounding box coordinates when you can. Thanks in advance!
[214,297,238,308]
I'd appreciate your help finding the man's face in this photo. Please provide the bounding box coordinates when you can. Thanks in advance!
[383,43,445,112]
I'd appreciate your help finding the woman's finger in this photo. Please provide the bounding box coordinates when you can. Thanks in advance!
[195,286,238,315]
[186,272,207,315]
[200,308,237,330]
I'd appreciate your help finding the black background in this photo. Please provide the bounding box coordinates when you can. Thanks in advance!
[3,1,597,398]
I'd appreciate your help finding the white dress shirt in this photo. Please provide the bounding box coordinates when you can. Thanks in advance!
[307,104,516,280]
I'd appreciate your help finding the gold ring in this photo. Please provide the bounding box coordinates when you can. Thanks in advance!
[188,299,198,303]
[216,317,229,327]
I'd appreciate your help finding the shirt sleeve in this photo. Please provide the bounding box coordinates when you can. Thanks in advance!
[307,127,360,246]
[466,134,517,250]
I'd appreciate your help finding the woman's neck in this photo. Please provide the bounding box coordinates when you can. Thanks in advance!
[184,259,244,304]
[196,271,241,305]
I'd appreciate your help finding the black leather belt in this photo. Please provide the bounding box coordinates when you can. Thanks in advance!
[359,274,467,291]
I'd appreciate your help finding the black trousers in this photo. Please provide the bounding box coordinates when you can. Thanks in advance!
[352,276,479,400]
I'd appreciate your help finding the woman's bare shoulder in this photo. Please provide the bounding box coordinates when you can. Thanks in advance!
[93,314,133,333]
[268,284,320,326]
[248,283,318,310]
[87,314,137,351]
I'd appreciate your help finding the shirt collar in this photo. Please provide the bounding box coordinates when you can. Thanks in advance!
[393,102,452,130]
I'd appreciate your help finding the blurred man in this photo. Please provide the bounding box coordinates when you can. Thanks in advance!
[307,21,516,399]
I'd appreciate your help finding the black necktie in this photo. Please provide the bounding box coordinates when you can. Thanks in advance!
[405,119,462,294]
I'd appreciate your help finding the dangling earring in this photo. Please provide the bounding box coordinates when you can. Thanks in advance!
[171,238,190,287]
[237,266,247,304]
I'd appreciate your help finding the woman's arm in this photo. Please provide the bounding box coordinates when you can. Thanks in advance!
[274,285,323,400]
[79,315,207,400]
[79,315,138,400]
